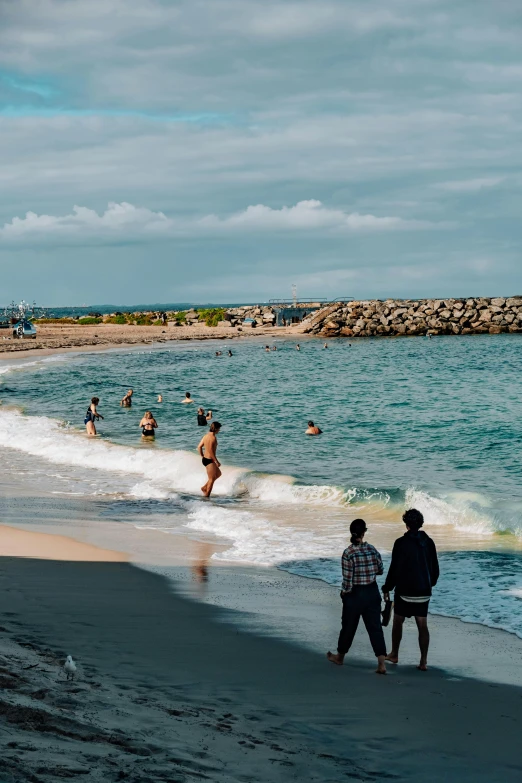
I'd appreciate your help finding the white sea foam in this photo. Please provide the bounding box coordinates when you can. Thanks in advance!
[0,354,68,376]
[0,408,521,543]
[406,488,501,536]
[0,408,244,497]
[184,500,348,565]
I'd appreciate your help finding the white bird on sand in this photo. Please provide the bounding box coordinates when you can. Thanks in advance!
[64,655,77,681]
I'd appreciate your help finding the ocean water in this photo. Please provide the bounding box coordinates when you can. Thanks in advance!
[0,334,522,637]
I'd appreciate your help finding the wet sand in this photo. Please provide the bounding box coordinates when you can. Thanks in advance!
[0,524,521,782]
[0,322,304,357]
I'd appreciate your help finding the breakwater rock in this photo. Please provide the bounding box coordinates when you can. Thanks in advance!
[303,297,522,338]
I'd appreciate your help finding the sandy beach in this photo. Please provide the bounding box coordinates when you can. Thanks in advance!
[0,522,520,783]
[0,322,303,357]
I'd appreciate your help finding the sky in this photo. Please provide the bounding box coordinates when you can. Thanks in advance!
[0,0,521,306]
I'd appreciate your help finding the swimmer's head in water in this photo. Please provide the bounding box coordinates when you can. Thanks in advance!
[91,397,99,405]
[308,420,314,427]
[210,422,222,432]
[185,392,191,398]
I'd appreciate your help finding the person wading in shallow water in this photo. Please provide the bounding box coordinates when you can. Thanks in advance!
[120,389,133,407]
[198,422,222,498]
[382,508,439,671]
[84,397,103,436]
[327,518,387,674]
[139,410,158,439]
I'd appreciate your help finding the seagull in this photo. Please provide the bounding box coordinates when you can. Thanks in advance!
[64,655,77,681]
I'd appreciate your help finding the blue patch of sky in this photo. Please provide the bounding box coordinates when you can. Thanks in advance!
[0,104,236,125]
[1,74,58,99]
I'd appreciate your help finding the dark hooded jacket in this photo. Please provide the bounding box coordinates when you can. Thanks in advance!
[382,530,439,598]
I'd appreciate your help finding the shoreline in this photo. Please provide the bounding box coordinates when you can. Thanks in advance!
[3,518,522,688]
[0,322,305,358]
[0,528,521,781]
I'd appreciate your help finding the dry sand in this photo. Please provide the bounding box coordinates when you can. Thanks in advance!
[0,527,521,782]
[0,322,305,357]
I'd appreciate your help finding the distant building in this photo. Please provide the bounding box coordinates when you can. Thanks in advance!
[270,298,351,326]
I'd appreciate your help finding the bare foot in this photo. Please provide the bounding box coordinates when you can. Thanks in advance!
[376,655,387,675]
[417,662,428,671]
[326,651,344,666]
[385,653,399,664]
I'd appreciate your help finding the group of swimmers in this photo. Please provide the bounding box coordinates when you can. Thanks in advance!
[83,388,224,497]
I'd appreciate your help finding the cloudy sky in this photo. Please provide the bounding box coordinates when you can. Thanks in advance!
[1,0,521,305]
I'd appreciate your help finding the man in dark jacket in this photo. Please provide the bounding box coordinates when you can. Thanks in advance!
[382,508,439,671]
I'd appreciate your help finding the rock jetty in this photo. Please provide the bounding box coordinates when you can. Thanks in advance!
[303,297,522,337]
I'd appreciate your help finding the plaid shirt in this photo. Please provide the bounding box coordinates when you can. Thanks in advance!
[341,542,383,593]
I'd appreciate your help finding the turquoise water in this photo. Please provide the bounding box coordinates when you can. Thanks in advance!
[1,334,521,636]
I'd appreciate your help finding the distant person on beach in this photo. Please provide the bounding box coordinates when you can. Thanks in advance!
[327,519,387,674]
[306,420,322,435]
[120,389,133,407]
[140,411,158,439]
[84,397,103,436]
[157,394,163,403]
[382,508,439,671]
[197,407,207,426]
[183,392,194,404]
[198,422,222,498]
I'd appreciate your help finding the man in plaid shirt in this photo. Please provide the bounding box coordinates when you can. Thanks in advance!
[327,519,387,673]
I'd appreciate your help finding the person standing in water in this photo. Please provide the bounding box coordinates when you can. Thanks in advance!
[157,394,163,403]
[198,422,222,498]
[84,397,103,436]
[139,411,158,439]
[306,420,322,435]
[327,519,387,674]
[296,344,300,351]
[182,392,194,404]
[382,509,439,671]
[197,407,207,426]
[120,389,133,407]
[228,349,233,356]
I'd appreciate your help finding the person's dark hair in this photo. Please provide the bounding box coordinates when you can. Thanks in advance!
[403,508,424,531]
[210,421,221,432]
[308,420,314,427]
[350,518,367,545]
[91,397,99,404]
[185,392,191,398]
[197,407,204,414]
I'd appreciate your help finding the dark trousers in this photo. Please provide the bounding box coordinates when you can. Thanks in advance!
[337,582,386,658]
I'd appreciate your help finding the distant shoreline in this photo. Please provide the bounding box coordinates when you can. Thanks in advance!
[0,321,305,358]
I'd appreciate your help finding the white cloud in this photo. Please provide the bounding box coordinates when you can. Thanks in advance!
[0,199,435,243]
[435,177,505,192]
[199,199,429,232]
[1,202,171,239]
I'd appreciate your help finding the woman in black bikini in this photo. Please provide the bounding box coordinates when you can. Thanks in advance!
[139,411,158,439]
[84,397,103,436]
